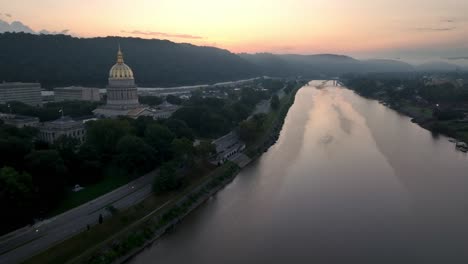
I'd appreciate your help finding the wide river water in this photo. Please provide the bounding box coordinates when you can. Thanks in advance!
[130,81,468,264]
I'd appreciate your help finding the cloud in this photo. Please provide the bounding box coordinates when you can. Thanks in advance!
[440,18,456,23]
[447,57,468,60]
[277,46,295,51]
[413,26,456,32]
[121,30,203,39]
[0,19,35,33]
[0,19,71,35]
[5,13,11,18]
[39,29,69,35]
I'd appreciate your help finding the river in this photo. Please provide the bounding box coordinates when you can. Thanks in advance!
[129,81,468,264]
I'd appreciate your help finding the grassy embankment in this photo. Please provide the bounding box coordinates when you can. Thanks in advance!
[23,161,235,264]
[50,168,130,216]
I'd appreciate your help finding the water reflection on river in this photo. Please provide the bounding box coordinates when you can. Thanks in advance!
[130,81,468,264]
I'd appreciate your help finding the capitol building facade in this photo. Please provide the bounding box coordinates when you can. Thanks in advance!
[94,46,148,118]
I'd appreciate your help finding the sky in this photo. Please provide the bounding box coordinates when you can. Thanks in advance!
[1,0,467,63]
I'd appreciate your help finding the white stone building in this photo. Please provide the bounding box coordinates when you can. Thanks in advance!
[38,116,86,144]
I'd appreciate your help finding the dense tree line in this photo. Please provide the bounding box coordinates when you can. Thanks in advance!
[0,115,198,234]
[239,113,268,143]
[345,75,468,104]
[139,96,163,107]
[0,100,101,121]
[0,32,258,88]
[172,85,272,138]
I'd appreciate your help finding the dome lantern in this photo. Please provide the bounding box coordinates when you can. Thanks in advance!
[109,45,134,80]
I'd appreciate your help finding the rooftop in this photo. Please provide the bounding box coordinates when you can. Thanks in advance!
[54,86,99,90]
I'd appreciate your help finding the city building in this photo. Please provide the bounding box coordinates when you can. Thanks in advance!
[211,132,246,164]
[94,46,148,118]
[41,90,55,103]
[0,113,40,128]
[54,86,100,102]
[151,101,180,119]
[38,116,86,144]
[0,82,42,106]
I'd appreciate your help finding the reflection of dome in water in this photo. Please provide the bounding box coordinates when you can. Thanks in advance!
[109,47,134,80]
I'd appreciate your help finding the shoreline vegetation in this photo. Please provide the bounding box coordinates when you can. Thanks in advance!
[22,81,304,264]
[343,74,468,150]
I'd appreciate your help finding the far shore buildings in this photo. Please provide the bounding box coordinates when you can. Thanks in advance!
[0,82,42,106]
[54,86,100,102]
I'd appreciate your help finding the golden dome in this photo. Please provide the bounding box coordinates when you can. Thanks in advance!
[109,46,134,79]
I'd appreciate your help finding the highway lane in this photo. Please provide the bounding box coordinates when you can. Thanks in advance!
[0,171,156,264]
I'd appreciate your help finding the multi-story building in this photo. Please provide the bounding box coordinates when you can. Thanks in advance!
[0,82,42,106]
[54,86,101,102]
[38,116,86,144]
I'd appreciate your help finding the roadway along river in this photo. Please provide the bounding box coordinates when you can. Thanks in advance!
[130,81,468,264]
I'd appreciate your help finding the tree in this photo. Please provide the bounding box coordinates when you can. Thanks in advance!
[171,137,195,166]
[77,143,103,184]
[239,120,259,143]
[153,163,181,194]
[139,96,163,107]
[172,106,230,138]
[196,140,216,159]
[239,113,267,143]
[144,124,175,161]
[0,136,33,169]
[0,167,35,233]
[163,119,194,140]
[166,95,183,105]
[270,94,280,110]
[115,135,157,175]
[131,116,155,137]
[25,150,67,207]
[85,119,132,161]
[54,135,80,180]
[0,124,35,169]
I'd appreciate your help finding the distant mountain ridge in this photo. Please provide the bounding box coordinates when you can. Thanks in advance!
[416,61,462,72]
[240,53,416,77]
[0,32,465,88]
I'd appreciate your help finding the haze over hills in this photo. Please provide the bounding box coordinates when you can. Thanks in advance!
[0,32,466,88]
[416,61,464,72]
[240,53,416,77]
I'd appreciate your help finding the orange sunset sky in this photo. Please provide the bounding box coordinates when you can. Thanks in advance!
[1,0,467,62]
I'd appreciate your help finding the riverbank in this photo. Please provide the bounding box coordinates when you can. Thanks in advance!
[345,85,468,151]
[22,81,304,264]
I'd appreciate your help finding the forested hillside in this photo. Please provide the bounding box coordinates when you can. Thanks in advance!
[0,33,259,88]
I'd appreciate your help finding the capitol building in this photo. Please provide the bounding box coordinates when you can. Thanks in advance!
[94,46,150,118]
